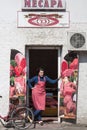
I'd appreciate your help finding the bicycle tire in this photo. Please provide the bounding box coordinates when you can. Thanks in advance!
[11,106,34,130]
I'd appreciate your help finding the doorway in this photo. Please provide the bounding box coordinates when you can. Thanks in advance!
[25,46,61,120]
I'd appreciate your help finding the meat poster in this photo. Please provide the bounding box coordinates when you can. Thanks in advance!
[9,49,26,106]
[59,52,78,121]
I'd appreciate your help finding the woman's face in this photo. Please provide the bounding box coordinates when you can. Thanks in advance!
[38,70,44,77]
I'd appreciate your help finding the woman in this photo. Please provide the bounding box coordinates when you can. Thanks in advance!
[27,67,61,125]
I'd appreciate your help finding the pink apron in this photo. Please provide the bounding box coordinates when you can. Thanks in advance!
[32,77,46,110]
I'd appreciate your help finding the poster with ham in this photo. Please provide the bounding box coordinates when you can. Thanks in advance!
[9,49,26,106]
[59,51,78,122]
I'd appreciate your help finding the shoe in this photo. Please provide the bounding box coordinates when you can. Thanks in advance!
[38,121,43,126]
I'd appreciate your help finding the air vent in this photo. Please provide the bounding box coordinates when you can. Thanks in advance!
[67,32,86,50]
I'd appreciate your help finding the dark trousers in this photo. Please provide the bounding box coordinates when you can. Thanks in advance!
[33,110,42,121]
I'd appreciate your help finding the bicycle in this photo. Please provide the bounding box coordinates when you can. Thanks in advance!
[0,95,34,130]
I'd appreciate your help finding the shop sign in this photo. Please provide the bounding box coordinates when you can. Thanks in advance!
[22,0,66,10]
[17,11,69,28]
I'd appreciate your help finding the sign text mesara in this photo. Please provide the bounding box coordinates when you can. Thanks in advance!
[23,0,66,10]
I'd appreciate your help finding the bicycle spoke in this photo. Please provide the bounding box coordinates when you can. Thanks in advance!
[11,106,34,130]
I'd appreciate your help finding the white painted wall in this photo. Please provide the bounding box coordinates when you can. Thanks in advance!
[0,0,87,123]
[66,0,87,23]
[77,52,87,124]
[0,0,87,23]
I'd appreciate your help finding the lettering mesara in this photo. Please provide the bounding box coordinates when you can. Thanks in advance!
[23,0,65,9]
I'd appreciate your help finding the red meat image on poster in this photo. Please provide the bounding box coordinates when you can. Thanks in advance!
[10,50,26,105]
[59,52,78,120]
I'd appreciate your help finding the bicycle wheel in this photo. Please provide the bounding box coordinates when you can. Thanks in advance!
[11,106,34,130]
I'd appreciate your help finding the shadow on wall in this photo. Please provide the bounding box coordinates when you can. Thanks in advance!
[78,51,87,63]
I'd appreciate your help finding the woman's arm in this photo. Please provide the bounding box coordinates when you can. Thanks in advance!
[45,76,60,84]
[27,76,37,89]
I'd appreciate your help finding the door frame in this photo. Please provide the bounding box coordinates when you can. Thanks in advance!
[25,45,62,121]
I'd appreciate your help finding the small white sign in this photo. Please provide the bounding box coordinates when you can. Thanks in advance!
[17,11,70,28]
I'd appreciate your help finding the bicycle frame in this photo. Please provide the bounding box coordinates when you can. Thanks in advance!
[0,96,15,128]
[0,96,34,129]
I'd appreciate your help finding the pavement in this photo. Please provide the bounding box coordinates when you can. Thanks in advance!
[0,121,87,130]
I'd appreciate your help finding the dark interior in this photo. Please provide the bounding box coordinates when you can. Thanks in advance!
[29,49,58,117]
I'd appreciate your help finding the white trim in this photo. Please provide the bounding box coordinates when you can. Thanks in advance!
[26,45,60,50]
[58,48,61,122]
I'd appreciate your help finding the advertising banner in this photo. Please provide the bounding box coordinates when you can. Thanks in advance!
[17,11,69,28]
[59,52,78,121]
[10,50,26,108]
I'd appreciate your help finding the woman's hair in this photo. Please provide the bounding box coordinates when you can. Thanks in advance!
[36,67,44,74]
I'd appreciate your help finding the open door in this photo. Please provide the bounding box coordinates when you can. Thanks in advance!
[9,49,26,109]
[25,46,61,121]
[59,51,79,123]
[29,49,58,117]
